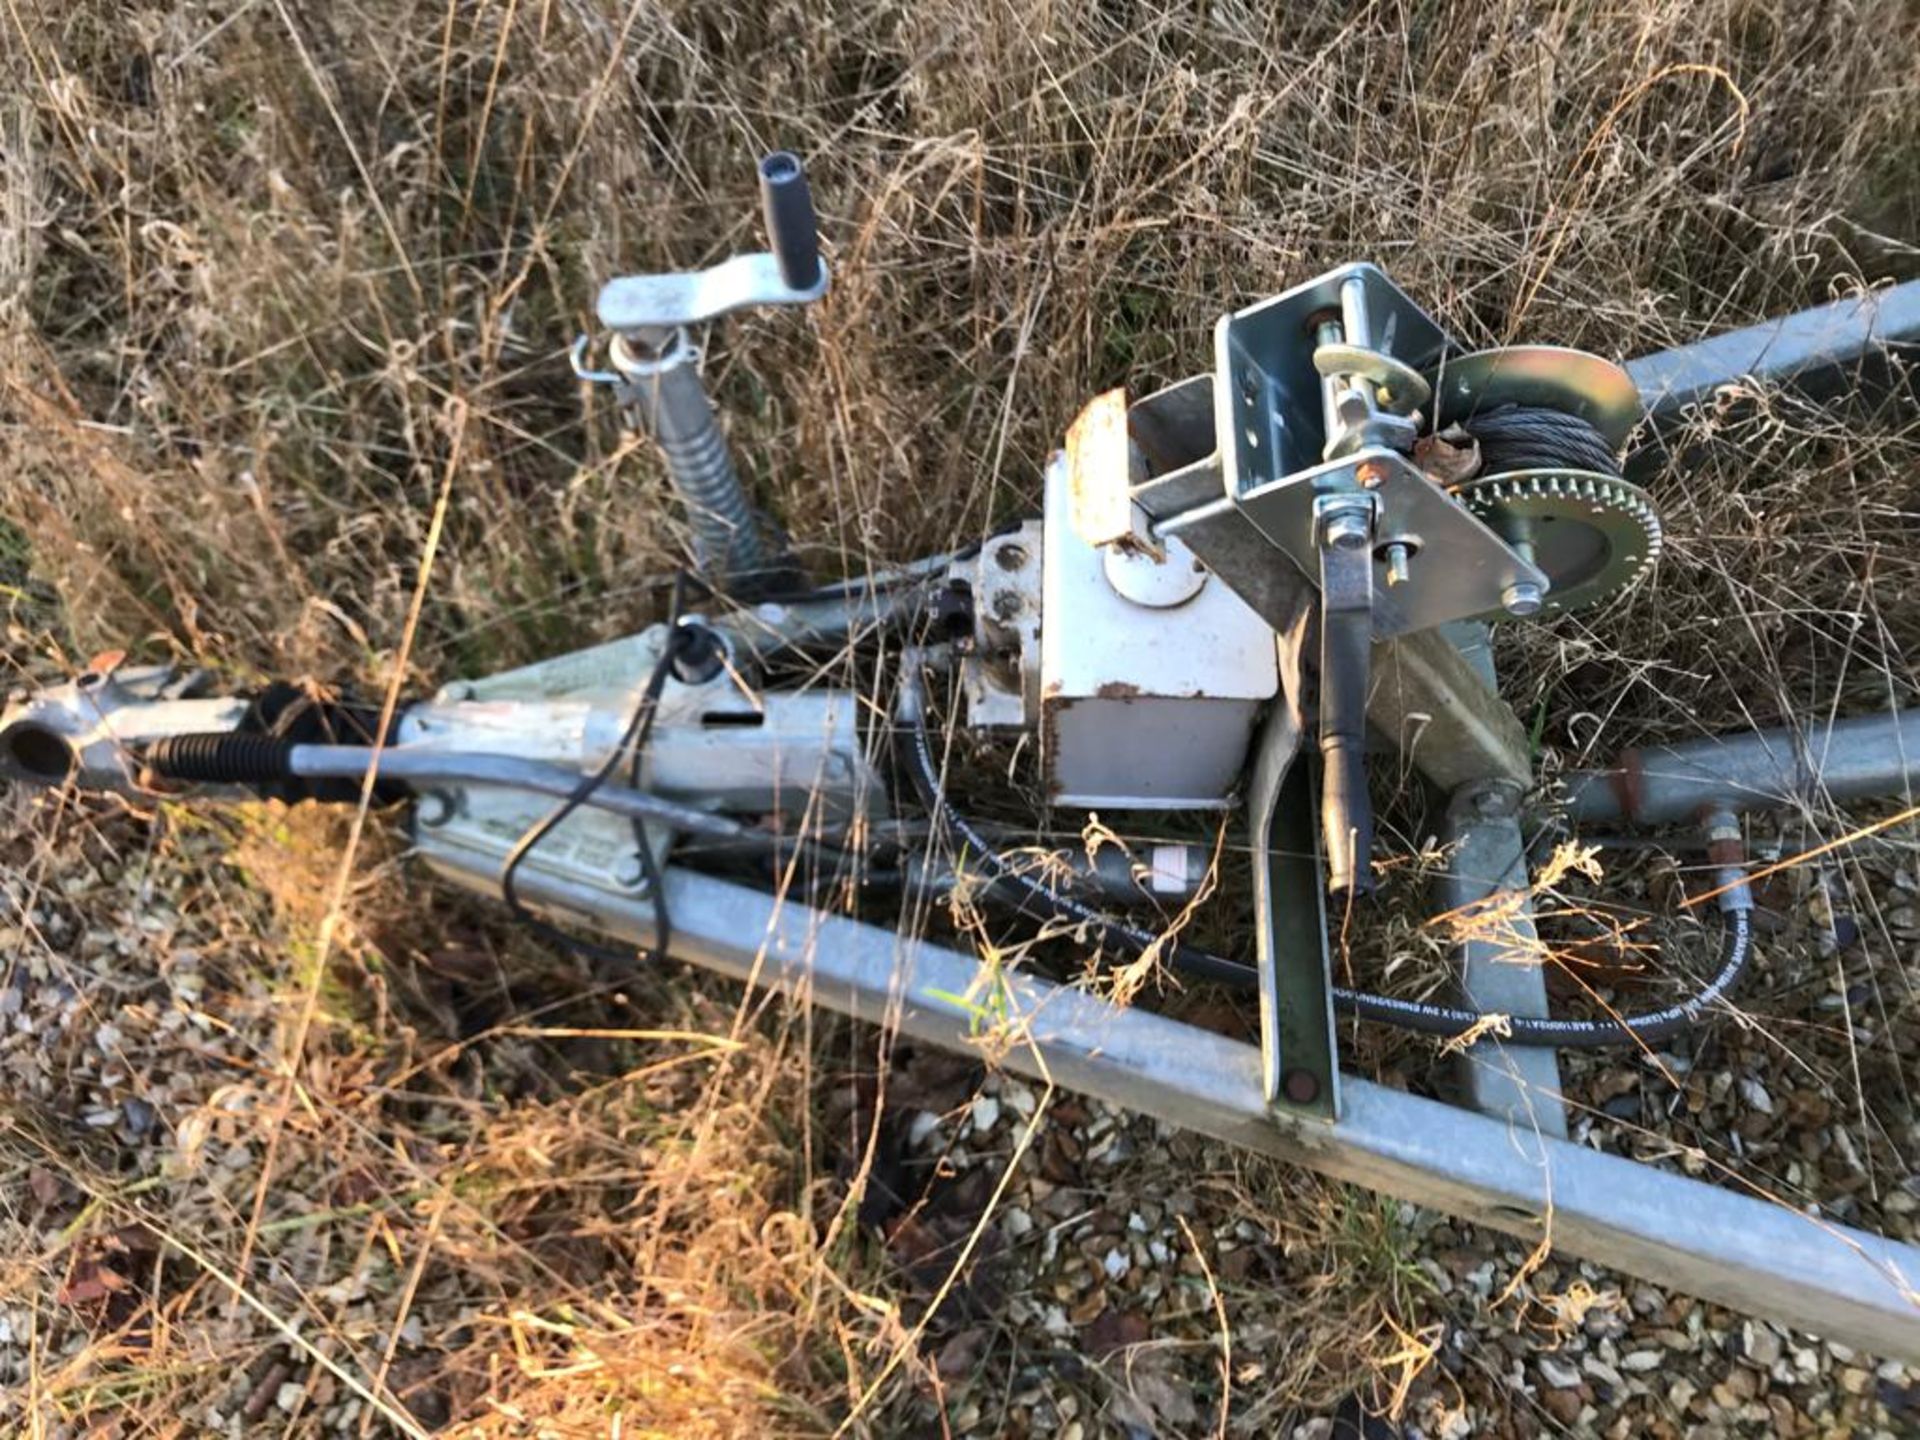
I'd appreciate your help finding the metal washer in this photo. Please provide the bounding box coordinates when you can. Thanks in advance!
[1102,535,1210,608]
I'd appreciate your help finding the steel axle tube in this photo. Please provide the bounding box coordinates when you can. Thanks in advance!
[1566,711,1920,825]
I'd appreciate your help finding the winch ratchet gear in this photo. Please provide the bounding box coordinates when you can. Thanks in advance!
[1454,469,1662,614]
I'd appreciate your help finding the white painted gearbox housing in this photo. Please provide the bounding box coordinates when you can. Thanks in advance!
[1039,453,1278,809]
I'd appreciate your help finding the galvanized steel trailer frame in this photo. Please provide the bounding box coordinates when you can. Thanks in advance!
[13,278,1916,1360]
[579,282,1920,1360]
[485,856,1920,1362]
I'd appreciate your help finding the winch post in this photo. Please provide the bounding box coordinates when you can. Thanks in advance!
[1438,622,1567,1136]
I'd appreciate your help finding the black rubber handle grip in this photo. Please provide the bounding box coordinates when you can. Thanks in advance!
[1319,741,1374,901]
[758,151,821,292]
[1317,583,1376,901]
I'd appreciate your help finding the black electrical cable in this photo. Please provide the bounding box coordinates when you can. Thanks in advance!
[497,573,697,971]
[1460,404,1622,478]
[897,664,1754,1049]
[895,667,1253,985]
[1331,910,1752,1047]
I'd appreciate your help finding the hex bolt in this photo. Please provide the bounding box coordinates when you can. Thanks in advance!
[417,789,456,828]
[1501,580,1545,617]
[1318,503,1373,552]
[613,853,652,891]
[1383,542,1412,587]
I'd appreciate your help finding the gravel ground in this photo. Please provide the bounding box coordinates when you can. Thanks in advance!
[5,0,1920,1430]
[822,1048,1918,1438]
[13,803,1917,1437]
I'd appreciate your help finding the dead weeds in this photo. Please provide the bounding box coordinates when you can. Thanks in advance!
[3,0,1920,1434]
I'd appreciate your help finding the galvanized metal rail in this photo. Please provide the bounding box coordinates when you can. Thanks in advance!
[459,856,1920,1362]
[1568,711,1920,825]
[1628,280,1920,426]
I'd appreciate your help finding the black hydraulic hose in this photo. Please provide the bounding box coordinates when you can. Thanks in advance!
[897,663,1755,1049]
[896,667,1253,988]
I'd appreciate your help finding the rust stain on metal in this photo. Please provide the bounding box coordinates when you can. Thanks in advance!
[1414,431,1482,488]
[1616,748,1645,824]
[1040,694,1064,797]
[1065,388,1145,552]
[1706,832,1747,869]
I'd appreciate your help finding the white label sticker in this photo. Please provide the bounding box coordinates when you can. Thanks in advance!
[1149,844,1189,895]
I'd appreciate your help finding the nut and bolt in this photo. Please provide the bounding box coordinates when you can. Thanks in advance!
[613,853,653,891]
[1282,1068,1322,1106]
[1468,784,1520,819]
[1501,580,1545,617]
[1316,497,1375,552]
[1322,513,1371,551]
[1382,542,1412,587]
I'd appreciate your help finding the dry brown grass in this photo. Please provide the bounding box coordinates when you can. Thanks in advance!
[3,0,1920,1434]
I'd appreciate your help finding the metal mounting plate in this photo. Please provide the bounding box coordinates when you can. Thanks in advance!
[416,781,675,913]
[1431,345,1643,448]
[953,522,1044,730]
[1216,263,1452,487]
[1232,448,1548,638]
[1211,266,1544,637]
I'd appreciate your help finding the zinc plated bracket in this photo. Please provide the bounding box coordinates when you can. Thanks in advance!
[1214,263,1543,637]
